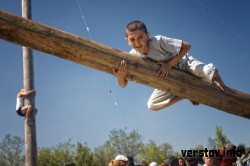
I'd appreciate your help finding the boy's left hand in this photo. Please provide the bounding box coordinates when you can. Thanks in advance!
[156,62,172,79]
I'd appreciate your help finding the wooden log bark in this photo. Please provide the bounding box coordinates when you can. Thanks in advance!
[21,0,37,165]
[0,10,249,119]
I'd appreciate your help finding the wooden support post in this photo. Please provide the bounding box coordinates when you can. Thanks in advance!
[0,10,249,119]
[22,1,37,165]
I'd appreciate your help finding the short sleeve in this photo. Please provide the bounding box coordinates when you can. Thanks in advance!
[157,35,182,54]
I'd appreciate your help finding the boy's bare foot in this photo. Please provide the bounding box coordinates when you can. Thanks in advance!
[213,69,225,90]
[189,100,199,106]
[213,80,225,91]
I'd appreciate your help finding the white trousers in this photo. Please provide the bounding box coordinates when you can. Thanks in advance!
[147,56,215,110]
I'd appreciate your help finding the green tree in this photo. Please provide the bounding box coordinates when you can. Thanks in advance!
[159,143,174,159]
[173,151,182,158]
[208,137,217,149]
[75,142,93,166]
[0,134,24,166]
[137,140,173,163]
[208,126,230,149]
[37,140,75,166]
[92,129,143,165]
[37,147,56,166]
[53,140,75,165]
[93,141,116,166]
[193,145,205,150]
[107,129,143,157]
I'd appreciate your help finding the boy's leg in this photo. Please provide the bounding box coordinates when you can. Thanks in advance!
[163,96,183,108]
[187,56,225,90]
[21,105,32,124]
[147,89,183,111]
[212,68,225,90]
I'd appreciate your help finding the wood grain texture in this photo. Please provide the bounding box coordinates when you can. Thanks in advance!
[0,10,249,119]
[21,0,37,165]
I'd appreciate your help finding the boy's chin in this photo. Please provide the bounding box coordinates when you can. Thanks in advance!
[135,48,144,53]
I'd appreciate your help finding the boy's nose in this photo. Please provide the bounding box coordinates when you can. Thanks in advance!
[134,40,141,47]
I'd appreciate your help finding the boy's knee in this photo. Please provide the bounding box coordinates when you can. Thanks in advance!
[27,105,32,110]
[147,102,161,111]
[22,105,32,111]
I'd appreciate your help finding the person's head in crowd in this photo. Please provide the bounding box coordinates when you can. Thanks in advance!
[203,156,213,166]
[178,158,186,166]
[127,156,135,166]
[107,160,113,166]
[114,155,128,166]
[163,160,169,166]
[159,162,168,166]
[212,155,220,166]
[194,153,204,165]
[108,159,127,166]
[236,145,246,157]
[220,143,237,166]
[141,161,149,166]
[185,156,198,166]
[150,162,158,166]
[168,157,179,166]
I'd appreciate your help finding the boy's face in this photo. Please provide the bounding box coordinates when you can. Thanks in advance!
[126,29,149,54]
[178,159,184,166]
[204,157,213,166]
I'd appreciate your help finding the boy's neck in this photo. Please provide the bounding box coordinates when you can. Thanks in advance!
[142,47,149,55]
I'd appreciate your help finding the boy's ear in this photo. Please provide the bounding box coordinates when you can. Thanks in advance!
[125,37,131,46]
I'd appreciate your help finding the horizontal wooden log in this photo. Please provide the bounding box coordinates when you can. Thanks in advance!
[0,10,249,119]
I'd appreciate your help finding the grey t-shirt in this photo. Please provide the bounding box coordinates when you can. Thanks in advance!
[129,35,189,70]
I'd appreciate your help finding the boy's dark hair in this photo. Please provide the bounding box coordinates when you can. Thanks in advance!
[126,20,147,37]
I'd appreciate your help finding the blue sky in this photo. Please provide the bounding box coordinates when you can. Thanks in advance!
[0,0,250,153]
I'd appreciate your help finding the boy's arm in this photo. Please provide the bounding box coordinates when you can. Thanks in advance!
[157,41,191,79]
[167,41,191,67]
[20,90,36,97]
[113,60,128,88]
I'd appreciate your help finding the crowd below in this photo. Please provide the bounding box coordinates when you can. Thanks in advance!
[63,144,250,166]
[108,144,250,166]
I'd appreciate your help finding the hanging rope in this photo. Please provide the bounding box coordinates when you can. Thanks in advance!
[196,0,248,45]
[75,0,127,130]
[76,0,92,39]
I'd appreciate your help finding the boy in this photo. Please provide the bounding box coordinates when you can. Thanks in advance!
[16,89,37,124]
[113,20,225,111]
